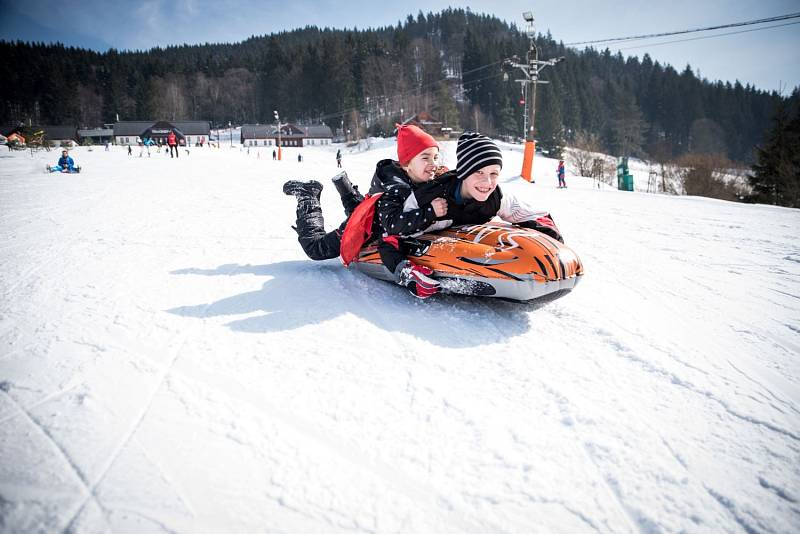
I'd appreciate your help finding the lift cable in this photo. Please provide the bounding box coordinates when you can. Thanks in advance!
[565,11,800,47]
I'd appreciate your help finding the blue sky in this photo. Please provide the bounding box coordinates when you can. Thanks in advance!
[1,0,798,92]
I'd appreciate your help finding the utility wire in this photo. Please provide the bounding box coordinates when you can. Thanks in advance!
[616,20,800,51]
[565,11,800,46]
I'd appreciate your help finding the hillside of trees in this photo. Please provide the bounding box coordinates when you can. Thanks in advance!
[0,8,791,165]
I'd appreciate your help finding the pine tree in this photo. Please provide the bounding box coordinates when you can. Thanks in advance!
[608,88,648,157]
[748,92,800,207]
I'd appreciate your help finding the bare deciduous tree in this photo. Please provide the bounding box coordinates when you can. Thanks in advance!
[677,153,742,201]
[567,130,602,177]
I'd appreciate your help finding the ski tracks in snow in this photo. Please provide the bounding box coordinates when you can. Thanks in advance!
[0,386,112,530]
[547,297,800,531]
[59,330,191,532]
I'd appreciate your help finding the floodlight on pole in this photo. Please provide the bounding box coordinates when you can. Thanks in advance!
[503,11,564,183]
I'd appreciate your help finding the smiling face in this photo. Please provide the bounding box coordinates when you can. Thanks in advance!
[402,147,440,184]
[460,164,501,201]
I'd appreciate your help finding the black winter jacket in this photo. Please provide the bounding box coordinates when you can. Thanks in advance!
[413,171,502,226]
[368,159,437,237]
[392,170,565,242]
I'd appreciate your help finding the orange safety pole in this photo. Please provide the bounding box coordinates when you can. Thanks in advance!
[521,140,535,182]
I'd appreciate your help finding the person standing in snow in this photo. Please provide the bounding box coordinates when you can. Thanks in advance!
[336,149,342,168]
[557,160,567,188]
[167,130,178,158]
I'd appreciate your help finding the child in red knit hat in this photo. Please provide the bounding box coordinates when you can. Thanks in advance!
[396,124,437,165]
[363,124,449,297]
[283,123,448,297]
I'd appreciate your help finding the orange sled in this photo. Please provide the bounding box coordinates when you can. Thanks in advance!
[350,222,584,301]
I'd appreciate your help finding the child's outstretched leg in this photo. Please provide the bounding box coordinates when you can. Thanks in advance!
[283,180,342,260]
[331,171,364,217]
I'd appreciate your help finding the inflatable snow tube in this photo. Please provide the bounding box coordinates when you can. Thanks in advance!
[350,222,584,301]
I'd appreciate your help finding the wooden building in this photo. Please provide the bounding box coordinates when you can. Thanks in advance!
[113,121,210,146]
[241,124,333,147]
[77,128,114,145]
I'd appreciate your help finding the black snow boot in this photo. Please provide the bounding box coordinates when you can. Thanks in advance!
[331,171,364,217]
[283,179,323,200]
[283,179,341,261]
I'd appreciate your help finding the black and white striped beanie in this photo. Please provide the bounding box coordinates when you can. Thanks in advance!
[456,132,503,181]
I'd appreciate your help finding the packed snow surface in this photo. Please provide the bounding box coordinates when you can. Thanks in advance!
[1,140,798,533]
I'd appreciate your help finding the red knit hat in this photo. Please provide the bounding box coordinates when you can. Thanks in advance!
[396,124,438,165]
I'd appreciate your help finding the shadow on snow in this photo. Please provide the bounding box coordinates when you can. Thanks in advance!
[167,260,555,348]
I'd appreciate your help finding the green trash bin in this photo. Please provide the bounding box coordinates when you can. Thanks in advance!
[621,173,634,191]
[617,157,634,191]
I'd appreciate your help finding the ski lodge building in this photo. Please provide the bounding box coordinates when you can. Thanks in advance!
[240,124,333,147]
[113,121,211,146]
[77,128,114,145]
[40,126,79,146]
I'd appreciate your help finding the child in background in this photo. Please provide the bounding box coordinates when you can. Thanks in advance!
[47,149,80,173]
[557,160,567,188]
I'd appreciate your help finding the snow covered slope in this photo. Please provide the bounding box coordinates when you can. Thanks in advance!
[1,141,798,533]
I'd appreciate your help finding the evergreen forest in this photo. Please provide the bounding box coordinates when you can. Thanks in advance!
[0,8,793,166]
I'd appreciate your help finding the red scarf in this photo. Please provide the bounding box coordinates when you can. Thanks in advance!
[339,193,383,266]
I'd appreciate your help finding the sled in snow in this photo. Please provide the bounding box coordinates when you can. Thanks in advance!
[46,165,81,174]
[350,222,584,301]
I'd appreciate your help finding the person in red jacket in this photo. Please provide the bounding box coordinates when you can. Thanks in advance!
[167,131,178,158]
